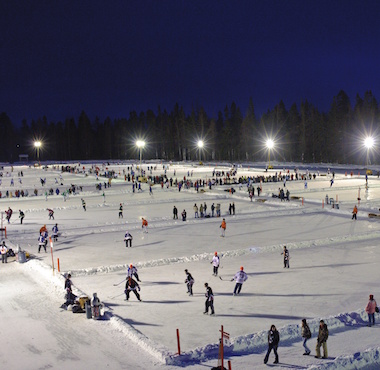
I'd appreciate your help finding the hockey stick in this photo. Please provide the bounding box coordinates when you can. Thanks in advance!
[113,279,125,286]
[219,276,231,281]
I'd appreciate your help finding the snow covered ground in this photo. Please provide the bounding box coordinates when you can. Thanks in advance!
[0,161,380,370]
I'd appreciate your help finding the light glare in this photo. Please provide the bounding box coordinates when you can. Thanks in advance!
[266,139,274,149]
[364,137,374,149]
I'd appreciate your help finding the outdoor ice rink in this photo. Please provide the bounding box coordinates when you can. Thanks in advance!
[1,162,380,369]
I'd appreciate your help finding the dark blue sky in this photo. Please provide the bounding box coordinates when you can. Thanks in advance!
[1,0,379,124]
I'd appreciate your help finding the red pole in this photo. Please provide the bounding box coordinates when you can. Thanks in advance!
[176,328,181,355]
[322,199,324,209]
[228,360,232,370]
[4,226,6,238]
[221,325,224,370]
[302,197,304,206]
[57,258,60,272]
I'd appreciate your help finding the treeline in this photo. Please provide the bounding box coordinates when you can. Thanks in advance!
[0,90,379,164]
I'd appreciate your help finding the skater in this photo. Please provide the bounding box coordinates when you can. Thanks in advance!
[124,231,133,247]
[119,203,123,218]
[19,209,25,224]
[193,203,199,218]
[211,203,215,217]
[47,208,54,220]
[38,234,47,253]
[5,207,13,223]
[173,205,178,219]
[220,218,226,237]
[231,266,248,295]
[141,218,148,233]
[229,203,232,215]
[301,318,312,355]
[81,198,86,211]
[264,324,280,364]
[352,205,358,220]
[181,209,187,221]
[315,320,329,359]
[127,264,141,281]
[211,252,220,276]
[52,223,59,242]
[184,269,194,296]
[281,246,290,268]
[232,202,235,215]
[216,203,221,217]
[365,294,378,327]
[203,283,214,315]
[124,277,141,301]
[0,241,8,263]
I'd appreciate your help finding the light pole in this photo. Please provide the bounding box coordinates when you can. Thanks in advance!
[266,139,274,168]
[136,140,145,177]
[34,141,42,163]
[197,140,204,163]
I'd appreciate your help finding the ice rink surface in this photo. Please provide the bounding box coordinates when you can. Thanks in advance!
[1,162,380,369]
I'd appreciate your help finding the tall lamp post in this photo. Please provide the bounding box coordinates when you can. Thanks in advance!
[34,141,42,163]
[136,140,145,177]
[266,139,274,169]
[197,140,204,163]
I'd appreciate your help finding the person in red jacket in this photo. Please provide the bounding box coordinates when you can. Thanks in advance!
[352,205,358,220]
[141,218,148,233]
[220,218,226,237]
[365,294,378,327]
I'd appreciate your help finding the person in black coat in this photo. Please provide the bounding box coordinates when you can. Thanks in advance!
[203,283,215,315]
[125,277,141,301]
[173,205,178,219]
[264,324,280,364]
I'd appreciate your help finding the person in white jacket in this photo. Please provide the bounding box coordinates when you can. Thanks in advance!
[124,231,133,247]
[211,252,220,276]
[231,266,248,295]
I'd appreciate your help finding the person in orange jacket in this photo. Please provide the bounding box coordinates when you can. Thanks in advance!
[220,218,226,237]
[142,218,148,233]
[352,205,358,220]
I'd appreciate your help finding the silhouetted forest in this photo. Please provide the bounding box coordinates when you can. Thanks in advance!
[1,90,379,165]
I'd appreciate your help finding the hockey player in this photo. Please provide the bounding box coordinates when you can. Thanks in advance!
[141,218,148,233]
[81,198,86,211]
[52,224,59,242]
[38,234,47,253]
[181,209,187,221]
[5,207,13,223]
[173,206,178,219]
[203,283,215,315]
[211,252,220,276]
[231,266,248,296]
[184,269,194,296]
[124,231,133,247]
[281,246,290,268]
[124,277,141,301]
[127,264,141,282]
[220,218,226,237]
[47,208,54,220]
[19,210,25,224]
[119,203,123,218]
[352,205,358,220]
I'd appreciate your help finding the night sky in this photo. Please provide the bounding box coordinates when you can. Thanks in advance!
[2,0,380,124]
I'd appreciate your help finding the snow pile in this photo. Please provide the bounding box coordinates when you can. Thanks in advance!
[308,348,380,369]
